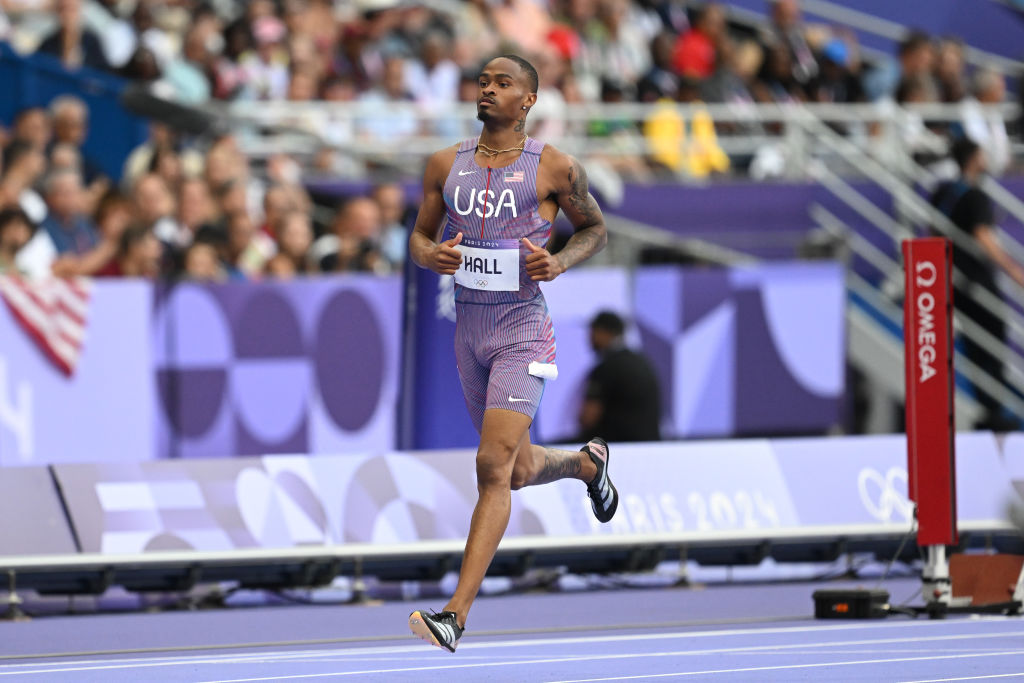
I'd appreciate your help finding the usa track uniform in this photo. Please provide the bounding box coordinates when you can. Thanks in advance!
[442,137,555,432]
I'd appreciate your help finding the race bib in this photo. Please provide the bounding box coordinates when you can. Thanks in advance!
[454,237,520,291]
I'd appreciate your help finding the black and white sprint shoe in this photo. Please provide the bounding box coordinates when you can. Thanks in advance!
[409,609,464,652]
[583,437,618,523]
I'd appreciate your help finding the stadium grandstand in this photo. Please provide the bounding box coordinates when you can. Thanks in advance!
[1,0,1024,679]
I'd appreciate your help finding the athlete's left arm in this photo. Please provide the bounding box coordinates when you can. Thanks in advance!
[523,152,607,282]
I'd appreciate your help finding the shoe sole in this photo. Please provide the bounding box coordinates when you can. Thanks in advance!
[409,610,456,653]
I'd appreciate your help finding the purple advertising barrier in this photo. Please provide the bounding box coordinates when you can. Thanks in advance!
[153,276,403,458]
[0,280,155,465]
[633,262,846,438]
[51,442,794,554]
[772,432,1017,529]
[0,466,78,555]
[52,432,1021,556]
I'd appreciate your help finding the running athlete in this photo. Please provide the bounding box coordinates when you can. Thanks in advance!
[407,55,619,652]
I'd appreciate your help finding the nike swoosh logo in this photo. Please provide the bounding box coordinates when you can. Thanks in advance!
[458,170,476,176]
[508,397,530,403]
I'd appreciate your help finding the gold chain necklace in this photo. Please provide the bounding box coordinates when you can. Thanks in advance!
[477,136,527,158]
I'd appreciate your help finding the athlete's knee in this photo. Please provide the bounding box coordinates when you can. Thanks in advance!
[475,438,518,490]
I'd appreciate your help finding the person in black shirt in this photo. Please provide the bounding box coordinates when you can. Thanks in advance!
[36,0,110,72]
[930,138,1024,430]
[579,311,662,442]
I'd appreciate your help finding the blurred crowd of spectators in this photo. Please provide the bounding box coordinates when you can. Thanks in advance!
[0,0,1019,279]
[0,98,412,279]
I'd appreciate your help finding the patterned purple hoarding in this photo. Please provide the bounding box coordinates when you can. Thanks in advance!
[0,466,78,555]
[634,263,846,438]
[153,276,402,458]
[50,432,1019,555]
[0,281,155,465]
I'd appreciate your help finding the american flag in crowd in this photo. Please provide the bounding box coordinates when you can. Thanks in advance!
[0,276,91,377]
[503,170,524,183]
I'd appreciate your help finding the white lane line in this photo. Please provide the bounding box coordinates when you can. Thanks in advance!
[903,674,1024,683]
[545,651,1024,682]
[0,616,1011,671]
[193,634,1024,683]
[3,620,1020,678]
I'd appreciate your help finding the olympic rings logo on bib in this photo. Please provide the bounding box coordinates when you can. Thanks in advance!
[454,236,520,292]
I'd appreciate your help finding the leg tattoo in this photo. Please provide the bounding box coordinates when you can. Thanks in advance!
[530,447,585,486]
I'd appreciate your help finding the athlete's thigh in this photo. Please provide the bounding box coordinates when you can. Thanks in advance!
[454,329,489,434]
[484,343,546,421]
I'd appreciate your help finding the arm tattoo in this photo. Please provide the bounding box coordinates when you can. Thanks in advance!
[531,447,583,485]
[555,158,607,270]
[514,117,526,133]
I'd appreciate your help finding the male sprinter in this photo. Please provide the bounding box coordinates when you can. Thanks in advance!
[407,55,618,652]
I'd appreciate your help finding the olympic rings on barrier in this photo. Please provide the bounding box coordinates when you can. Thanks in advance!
[857,466,913,522]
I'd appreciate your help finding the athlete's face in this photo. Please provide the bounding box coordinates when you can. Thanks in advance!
[476,59,535,123]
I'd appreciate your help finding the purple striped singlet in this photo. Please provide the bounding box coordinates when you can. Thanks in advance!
[441,137,556,432]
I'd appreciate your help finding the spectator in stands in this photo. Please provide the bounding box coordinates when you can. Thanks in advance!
[119,44,162,82]
[183,232,228,281]
[176,177,217,240]
[893,76,947,165]
[107,225,162,279]
[808,39,863,104]
[357,56,419,141]
[580,0,652,94]
[961,68,1012,176]
[11,108,51,151]
[701,38,761,106]
[134,173,181,248]
[265,210,313,278]
[163,27,213,104]
[225,210,268,278]
[637,32,679,102]
[51,189,132,278]
[578,311,661,442]
[934,36,966,103]
[313,196,385,273]
[0,139,48,225]
[672,2,725,81]
[49,95,108,191]
[40,168,98,256]
[148,145,184,195]
[863,30,935,103]
[372,182,409,267]
[405,30,460,106]
[0,208,34,275]
[213,18,253,99]
[240,15,290,100]
[259,184,292,241]
[754,42,805,103]
[37,0,110,72]
[762,0,817,88]
[930,138,1024,430]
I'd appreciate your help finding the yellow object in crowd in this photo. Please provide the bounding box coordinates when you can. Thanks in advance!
[643,99,730,178]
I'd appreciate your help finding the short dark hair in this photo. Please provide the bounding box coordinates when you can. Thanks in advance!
[951,136,980,171]
[1,139,36,176]
[0,207,33,235]
[898,30,931,58]
[590,311,625,335]
[498,54,538,94]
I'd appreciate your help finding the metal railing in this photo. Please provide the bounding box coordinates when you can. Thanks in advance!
[213,100,1020,178]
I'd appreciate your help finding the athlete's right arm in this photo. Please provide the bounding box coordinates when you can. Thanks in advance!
[409,147,463,275]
